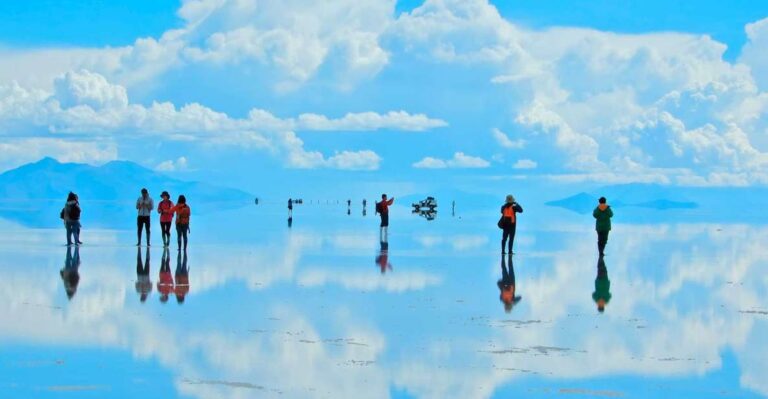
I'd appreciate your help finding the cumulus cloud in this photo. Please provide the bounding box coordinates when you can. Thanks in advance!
[0,70,445,170]
[491,128,525,149]
[156,156,189,172]
[413,152,490,169]
[394,0,768,185]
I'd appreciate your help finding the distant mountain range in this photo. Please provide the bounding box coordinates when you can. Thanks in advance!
[546,183,768,222]
[0,158,254,228]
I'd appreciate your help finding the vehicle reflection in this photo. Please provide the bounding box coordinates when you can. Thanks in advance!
[497,253,521,313]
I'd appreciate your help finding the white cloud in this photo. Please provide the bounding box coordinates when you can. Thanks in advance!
[512,159,537,169]
[413,152,490,169]
[0,70,445,170]
[491,128,525,149]
[156,156,189,172]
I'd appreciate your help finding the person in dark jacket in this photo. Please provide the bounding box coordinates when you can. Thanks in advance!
[62,192,82,246]
[60,246,81,300]
[593,197,613,256]
[135,247,152,303]
[497,253,521,313]
[500,194,523,254]
[592,255,611,313]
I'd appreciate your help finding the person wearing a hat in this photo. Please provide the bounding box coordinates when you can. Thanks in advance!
[157,191,174,247]
[500,194,523,254]
[136,188,154,246]
[593,197,613,256]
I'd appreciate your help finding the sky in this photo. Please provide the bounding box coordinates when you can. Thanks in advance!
[1,0,768,193]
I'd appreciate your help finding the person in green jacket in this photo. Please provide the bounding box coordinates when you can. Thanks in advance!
[592,255,611,313]
[593,197,613,256]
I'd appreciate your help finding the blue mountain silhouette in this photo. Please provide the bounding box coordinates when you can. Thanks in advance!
[0,158,253,228]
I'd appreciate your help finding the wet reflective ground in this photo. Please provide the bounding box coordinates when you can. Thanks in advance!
[0,203,767,398]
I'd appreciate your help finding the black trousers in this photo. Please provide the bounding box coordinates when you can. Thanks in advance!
[501,223,517,252]
[597,231,610,254]
[137,216,150,242]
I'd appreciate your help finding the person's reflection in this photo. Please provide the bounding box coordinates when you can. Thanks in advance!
[497,253,521,313]
[135,247,152,303]
[287,217,293,228]
[175,250,190,304]
[593,255,612,313]
[60,246,81,300]
[157,247,174,303]
[375,236,392,274]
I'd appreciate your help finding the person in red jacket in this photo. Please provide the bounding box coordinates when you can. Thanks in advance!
[376,194,394,239]
[157,247,173,303]
[500,194,523,254]
[169,195,191,251]
[157,191,174,248]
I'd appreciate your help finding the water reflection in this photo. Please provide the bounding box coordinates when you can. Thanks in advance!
[59,246,80,300]
[376,237,392,274]
[158,247,173,303]
[497,253,521,313]
[593,255,611,313]
[135,247,151,303]
[175,250,189,304]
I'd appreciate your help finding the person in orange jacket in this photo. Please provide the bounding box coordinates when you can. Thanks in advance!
[174,249,189,304]
[499,194,523,254]
[376,194,395,239]
[169,195,191,251]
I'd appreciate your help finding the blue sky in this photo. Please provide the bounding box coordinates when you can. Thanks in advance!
[1,0,768,192]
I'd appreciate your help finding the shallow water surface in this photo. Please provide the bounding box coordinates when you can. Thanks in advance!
[0,204,766,398]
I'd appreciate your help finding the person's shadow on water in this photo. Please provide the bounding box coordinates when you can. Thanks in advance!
[135,247,152,303]
[375,239,392,274]
[60,246,81,300]
[593,255,612,313]
[497,253,521,313]
[175,250,189,304]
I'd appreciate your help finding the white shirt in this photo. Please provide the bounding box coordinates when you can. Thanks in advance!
[136,196,154,217]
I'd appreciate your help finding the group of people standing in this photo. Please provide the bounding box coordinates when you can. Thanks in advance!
[62,189,192,249]
[136,188,191,250]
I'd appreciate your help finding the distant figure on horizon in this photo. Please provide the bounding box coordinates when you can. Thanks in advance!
[175,249,189,304]
[157,191,174,248]
[362,199,367,208]
[169,195,191,251]
[499,194,523,254]
[376,194,395,239]
[497,253,521,313]
[136,188,154,246]
[452,200,456,217]
[60,246,81,300]
[593,197,613,256]
[288,198,293,217]
[158,247,173,303]
[592,255,611,313]
[61,192,82,246]
[135,247,151,303]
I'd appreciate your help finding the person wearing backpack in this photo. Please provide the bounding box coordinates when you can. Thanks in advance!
[499,194,523,254]
[61,192,82,246]
[157,191,174,247]
[593,197,613,256]
[169,195,191,250]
